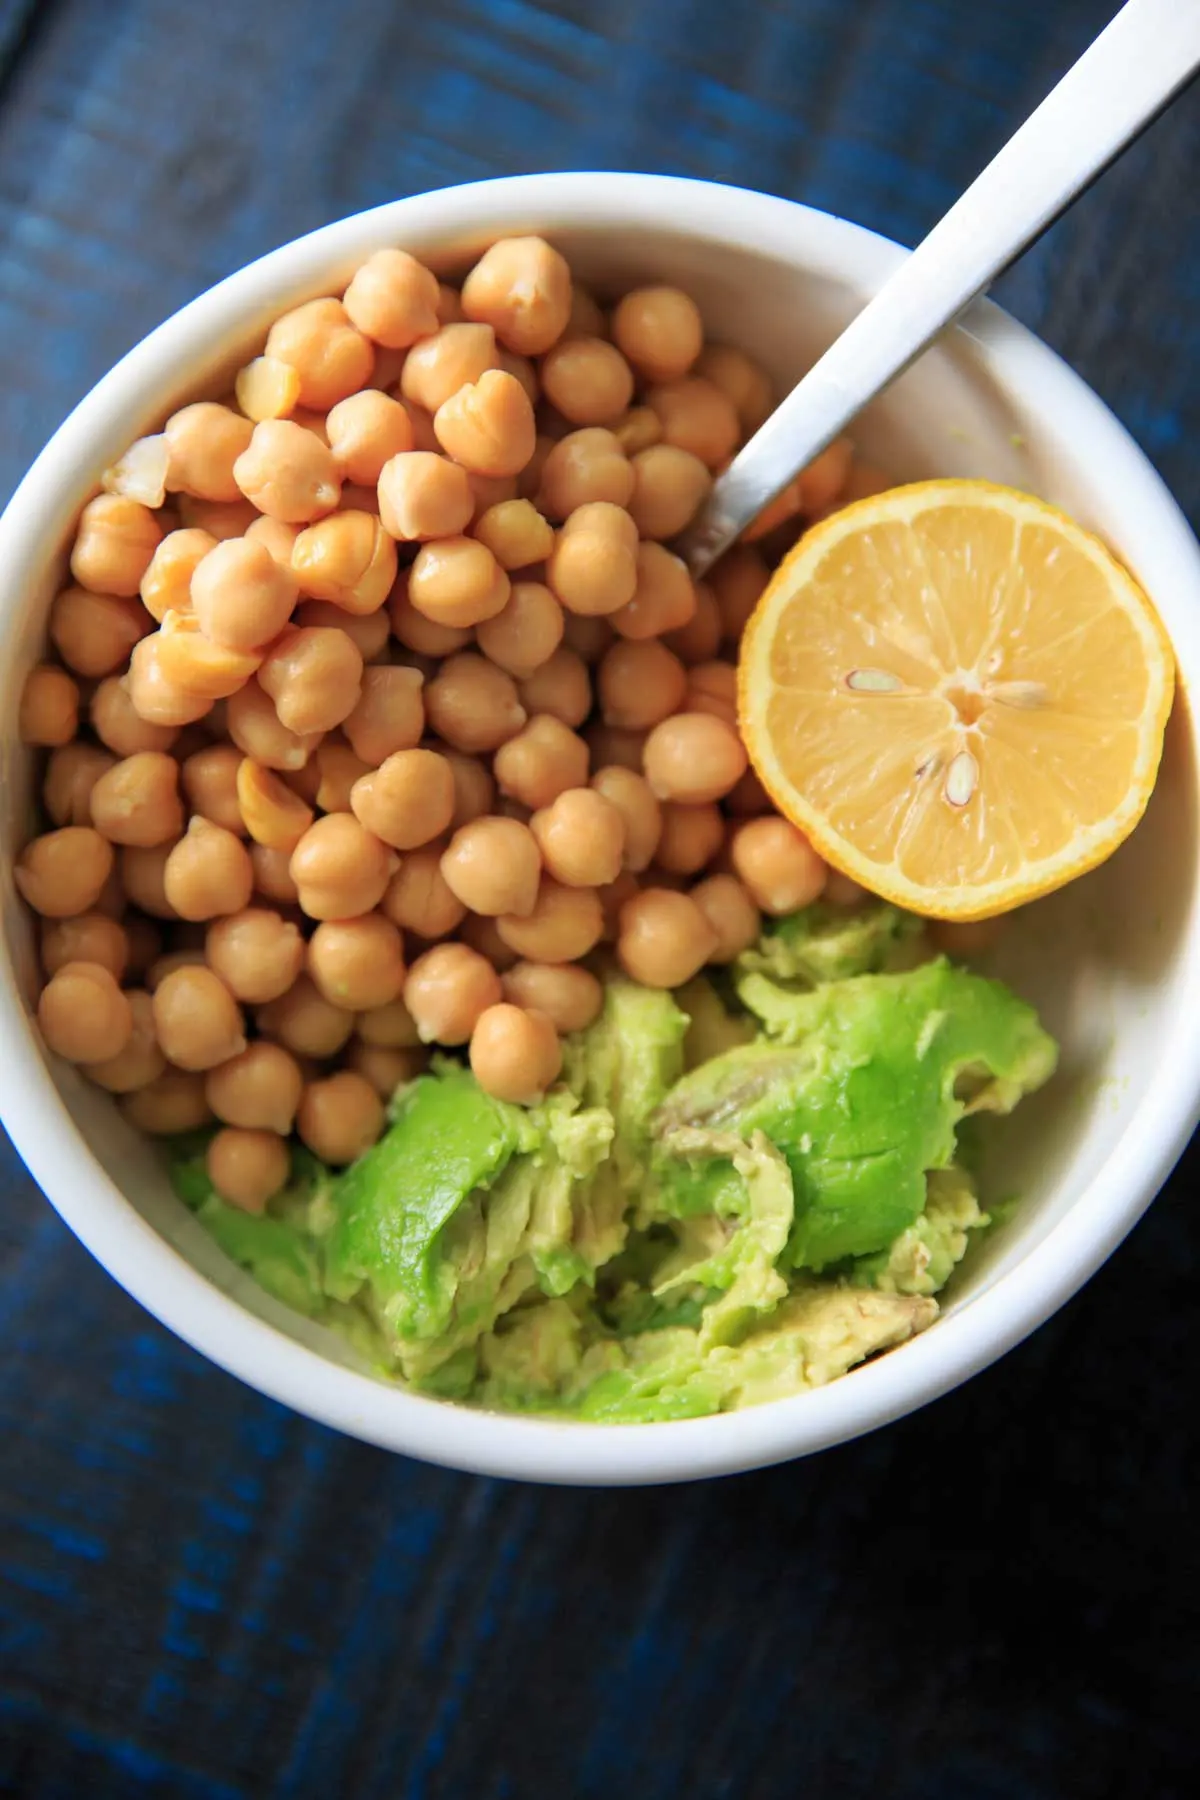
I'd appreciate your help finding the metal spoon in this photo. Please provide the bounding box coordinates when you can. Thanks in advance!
[677,0,1200,576]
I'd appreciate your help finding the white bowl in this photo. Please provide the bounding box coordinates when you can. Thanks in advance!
[2,173,1198,1486]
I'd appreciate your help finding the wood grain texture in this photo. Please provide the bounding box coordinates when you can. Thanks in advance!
[1,1,1198,1795]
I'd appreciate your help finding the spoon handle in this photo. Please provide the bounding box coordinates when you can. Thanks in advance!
[678,0,1200,575]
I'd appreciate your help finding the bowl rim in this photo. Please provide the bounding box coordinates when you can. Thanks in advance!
[2,169,1199,1486]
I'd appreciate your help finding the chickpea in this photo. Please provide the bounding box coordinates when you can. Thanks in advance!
[516,432,556,502]
[344,248,441,348]
[424,651,525,754]
[120,842,178,918]
[655,802,725,875]
[500,961,603,1034]
[121,1068,212,1135]
[617,887,718,988]
[139,530,215,626]
[560,611,613,665]
[627,444,712,541]
[345,1041,427,1099]
[595,638,686,732]
[177,496,261,540]
[494,714,589,811]
[42,743,114,829]
[164,403,255,502]
[496,878,604,963]
[188,536,299,651]
[290,510,397,618]
[610,286,701,381]
[540,336,635,428]
[611,541,696,641]
[264,296,374,409]
[695,343,773,433]
[456,912,515,972]
[333,667,423,769]
[258,626,363,735]
[469,1003,562,1103]
[86,683,169,764]
[238,519,295,574]
[395,398,441,454]
[152,964,245,1071]
[296,1071,384,1165]
[377,451,475,546]
[234,760,312,854]
[93,860,128,921]
[200,907,305,1008]
[589,766,662,873]
[125,634,215,728]
[690,873,762,964]
[437,817,541,918]
[233,420,341,523]
[387,591,469,669]
[101,432,169,509]
[685,659,738,727]
[408,537,510,630]
[350,748,455,852]
[537,428,634,522]
[146,948,207,990]
[472,499,554,573]
[663,580,722,666]
[16,828,114,919]
[644,712,747,805]
[294,601,386,666]
[400,322,499,414]
[474,582,561,681]
[250,843,300,906]
[743,439,854,542]
[304,914,404,1013]
[432,369,536,480]
[710,544,769,643]
[546,501,638,617]
[403,943,502,1046]
[234,354,301,423]
[612,406,662,455]
[356,996,421,1049]
[516,647,592,729]
[321,391,411,490]
[49,586,149,679]
[87,751,182,849]
[646,378,740,471]
[204,1126,288,1213]
[528,787,626,891]
[162,816,254,921]
[378,853,461,943]
[257,974,355,1059]
[36,960,132,1065]
[71,494,162,597]
[40,912,128,982]
[86,989,167,1094]
[154,613,264,702]
[19,665,79,747]
[226,679,321,771]
[730,817,828,915]
[302,738,366,814]
[461,236,572,355]
[442,749,496,828]
[289,813,393,920]
[178,744,243,835]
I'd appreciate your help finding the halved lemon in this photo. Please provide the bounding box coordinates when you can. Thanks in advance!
[737,479,1175,920]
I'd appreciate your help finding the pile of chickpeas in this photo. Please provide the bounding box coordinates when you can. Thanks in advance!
[17,235,886,1216]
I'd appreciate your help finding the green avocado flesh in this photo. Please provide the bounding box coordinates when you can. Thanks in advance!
[170,901,1056,1422]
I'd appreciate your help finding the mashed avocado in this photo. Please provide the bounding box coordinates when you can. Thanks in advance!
[170,901,1057,1421]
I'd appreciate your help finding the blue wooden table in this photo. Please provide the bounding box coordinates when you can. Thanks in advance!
[1,2,1198,1794]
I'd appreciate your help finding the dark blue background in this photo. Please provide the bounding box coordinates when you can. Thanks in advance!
[1,2,1198,1795]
